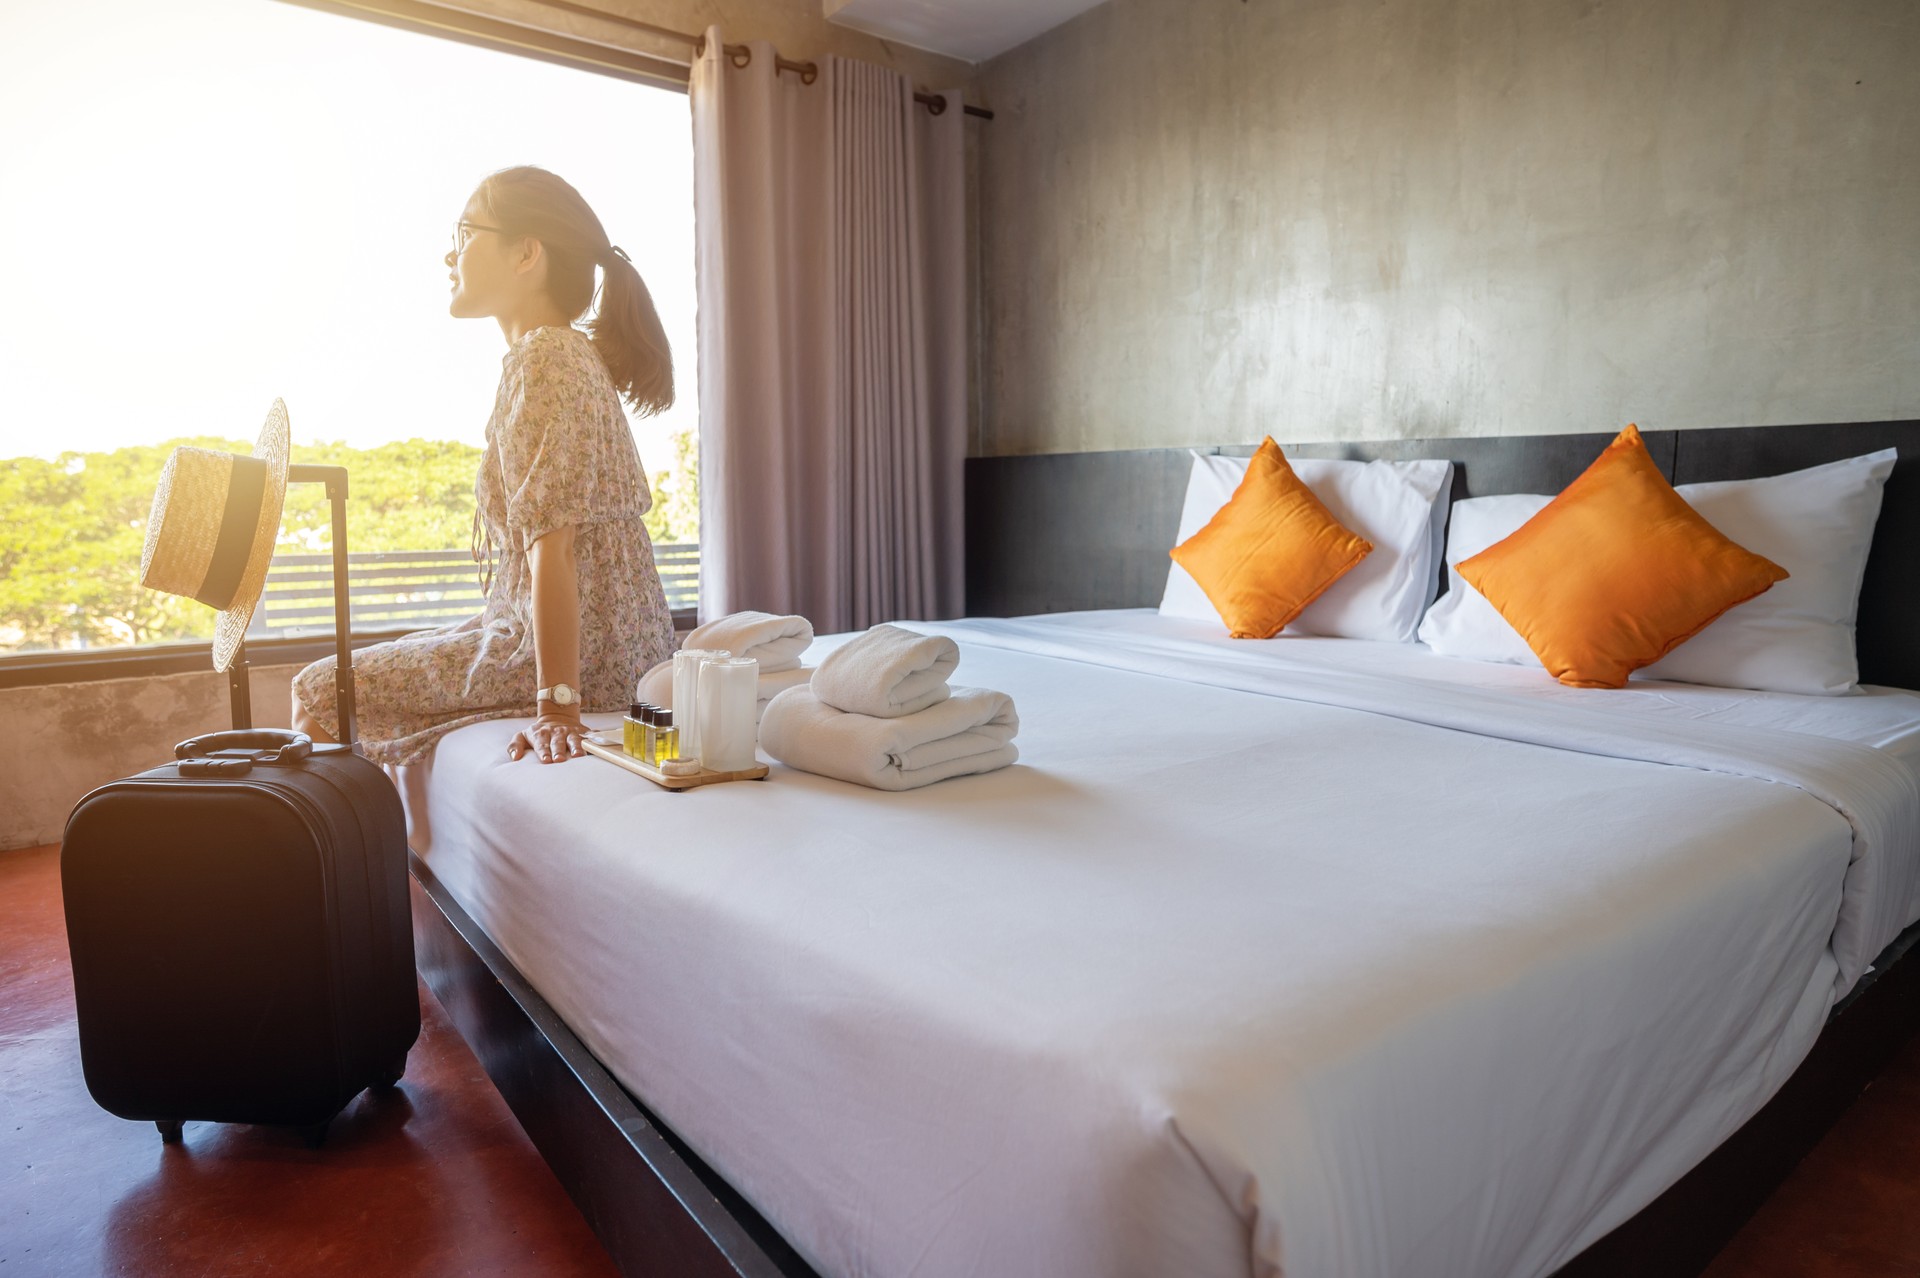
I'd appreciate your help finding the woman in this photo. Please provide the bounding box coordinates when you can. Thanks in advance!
[292,166,676,766]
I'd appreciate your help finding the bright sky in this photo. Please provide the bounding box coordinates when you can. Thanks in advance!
[0,0,696,473]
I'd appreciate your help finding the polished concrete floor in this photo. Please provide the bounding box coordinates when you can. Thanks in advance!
[8,839,1920,1276]
[1,843,617,1276]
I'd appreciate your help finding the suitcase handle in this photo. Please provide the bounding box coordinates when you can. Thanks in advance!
[175,730,314,765]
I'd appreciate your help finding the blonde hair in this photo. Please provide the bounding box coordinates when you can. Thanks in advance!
[472,165,674,415]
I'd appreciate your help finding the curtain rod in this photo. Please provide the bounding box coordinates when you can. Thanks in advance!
[521,0,995,120]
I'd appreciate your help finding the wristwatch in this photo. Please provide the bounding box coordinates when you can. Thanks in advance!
[536,682,578,707]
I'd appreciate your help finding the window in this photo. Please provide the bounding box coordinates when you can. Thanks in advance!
[0,0,698,658]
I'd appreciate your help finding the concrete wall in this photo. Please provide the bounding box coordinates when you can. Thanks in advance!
[445,0,973,87]
[0,666,299,852]
[973,0,1920,456]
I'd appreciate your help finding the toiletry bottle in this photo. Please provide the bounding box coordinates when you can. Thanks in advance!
[655,709,679,763]
[625,703,645,756]
[641,705,658,765]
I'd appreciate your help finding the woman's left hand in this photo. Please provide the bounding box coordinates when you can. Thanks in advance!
[508,711,587,763]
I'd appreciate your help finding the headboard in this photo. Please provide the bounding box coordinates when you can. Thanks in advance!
[964,421,1920,689]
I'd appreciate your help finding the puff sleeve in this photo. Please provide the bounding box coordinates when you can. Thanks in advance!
[492,334,651,549]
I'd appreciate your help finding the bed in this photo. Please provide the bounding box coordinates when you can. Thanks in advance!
[405,421,1920,1278]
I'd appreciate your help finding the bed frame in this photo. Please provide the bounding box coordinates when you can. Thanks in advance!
[412,418,1920,1278]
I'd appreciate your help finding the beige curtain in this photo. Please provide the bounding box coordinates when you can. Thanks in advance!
[691,30,966,633]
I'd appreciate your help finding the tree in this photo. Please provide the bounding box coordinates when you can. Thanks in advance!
[2,428,700,653]
[0,438,247,649]
[643,427,699,547]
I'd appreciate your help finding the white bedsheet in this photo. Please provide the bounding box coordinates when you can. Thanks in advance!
[414,610,1920,1278]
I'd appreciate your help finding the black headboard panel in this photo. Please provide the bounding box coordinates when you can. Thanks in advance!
[964,421,1920,689]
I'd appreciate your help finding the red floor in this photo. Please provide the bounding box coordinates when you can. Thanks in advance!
[10,839,1920,1276]
[0,843,617,1277]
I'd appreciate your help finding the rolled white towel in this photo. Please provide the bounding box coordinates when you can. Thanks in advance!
[760,685,1018,791]
[639,659,813,719]
[684,611,814,674]
[811,624,959,719]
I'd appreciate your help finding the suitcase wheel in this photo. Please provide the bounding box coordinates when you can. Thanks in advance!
[156,1120,184,1145]
[299,1119,330,1150]
[373,1052,407,1092]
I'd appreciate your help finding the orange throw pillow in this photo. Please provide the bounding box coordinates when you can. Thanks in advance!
[1455,425,1789,688]
[1169,438,1373,639]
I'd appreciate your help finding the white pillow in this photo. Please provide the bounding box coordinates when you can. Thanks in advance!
[1415,494,1549,667]
[1161,452,1454,642]
[1416,449,1897,694]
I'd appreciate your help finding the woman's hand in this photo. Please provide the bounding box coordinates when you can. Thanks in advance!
[508,711,587,763]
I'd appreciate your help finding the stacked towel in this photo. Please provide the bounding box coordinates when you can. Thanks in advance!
[637,660,674,707]
[685,610,814,673]
[753,665,814,723]
[760,624,1019,790]
[810,624,959,718]
[759,686,1019,792]
[635,611,818,721]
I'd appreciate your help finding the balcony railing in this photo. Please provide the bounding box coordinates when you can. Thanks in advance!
[248,543,699,639]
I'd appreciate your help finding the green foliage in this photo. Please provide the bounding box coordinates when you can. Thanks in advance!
[643,427,699,548]
[0,437,247,649]
[280,438,486,557]
[1,428,699,653]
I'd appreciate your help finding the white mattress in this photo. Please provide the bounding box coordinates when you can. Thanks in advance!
[412,610,1920,1278]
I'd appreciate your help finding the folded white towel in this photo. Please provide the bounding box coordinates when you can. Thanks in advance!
[638,659,813,725]
[811,624,960,719]
[755,665,813,725]
[684,611,814,674]
[760,685,1018,791]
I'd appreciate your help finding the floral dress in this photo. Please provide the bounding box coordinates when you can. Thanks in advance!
[293,325,675,765]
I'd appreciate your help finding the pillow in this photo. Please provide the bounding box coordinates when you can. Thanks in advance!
[1418,447,1897,694]
[1417,494,1553,666]
[1453,425,1789,689]
[1168,438,1374,639]
[1640,450,1896,692]
[1161,450,1453,642]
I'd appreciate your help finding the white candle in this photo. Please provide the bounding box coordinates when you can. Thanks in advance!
[697,657,760,772]
[671,648,730,760]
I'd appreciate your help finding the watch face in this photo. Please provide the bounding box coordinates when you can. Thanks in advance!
[555,684,576,705]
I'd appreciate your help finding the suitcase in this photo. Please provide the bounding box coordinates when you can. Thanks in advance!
[60,463,419,1147]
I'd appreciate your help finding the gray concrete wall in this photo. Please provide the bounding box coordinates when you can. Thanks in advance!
[0,665,298,852]
[973,0,1920,456]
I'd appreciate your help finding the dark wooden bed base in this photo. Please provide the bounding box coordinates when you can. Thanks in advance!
[413,419,1920,1278]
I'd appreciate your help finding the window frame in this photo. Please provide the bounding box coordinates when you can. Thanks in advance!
[1,0,698,689]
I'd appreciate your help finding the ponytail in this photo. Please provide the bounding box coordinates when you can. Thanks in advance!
[470,165,675,416]
[589,245,674,417]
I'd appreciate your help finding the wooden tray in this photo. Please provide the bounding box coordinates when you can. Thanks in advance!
[580,737,770,791]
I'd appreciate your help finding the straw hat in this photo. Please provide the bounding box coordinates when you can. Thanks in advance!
[140,400,291,672]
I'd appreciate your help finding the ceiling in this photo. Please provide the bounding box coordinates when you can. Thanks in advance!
[822,0,1109,65]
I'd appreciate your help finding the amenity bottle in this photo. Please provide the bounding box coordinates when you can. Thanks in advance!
[654,709,679,764]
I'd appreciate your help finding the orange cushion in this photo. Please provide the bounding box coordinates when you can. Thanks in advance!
[1169,438,1373,639]
[1455,425,1789,689]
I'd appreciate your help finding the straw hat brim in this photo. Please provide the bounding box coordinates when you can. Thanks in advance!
[211,400,291,673]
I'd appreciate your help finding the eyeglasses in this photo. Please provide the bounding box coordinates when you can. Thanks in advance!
[451,221,509,255]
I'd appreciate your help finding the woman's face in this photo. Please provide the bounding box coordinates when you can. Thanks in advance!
[445,194,525,319]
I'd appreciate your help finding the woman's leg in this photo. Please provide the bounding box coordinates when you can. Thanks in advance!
[291,692,337,744]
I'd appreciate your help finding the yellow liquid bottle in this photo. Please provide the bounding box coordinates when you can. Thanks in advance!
[655,710,679,763]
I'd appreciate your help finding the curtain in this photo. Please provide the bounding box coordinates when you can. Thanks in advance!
[691,30,966,634]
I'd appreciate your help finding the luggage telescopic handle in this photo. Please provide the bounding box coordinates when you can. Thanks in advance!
[176,730,314,764]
